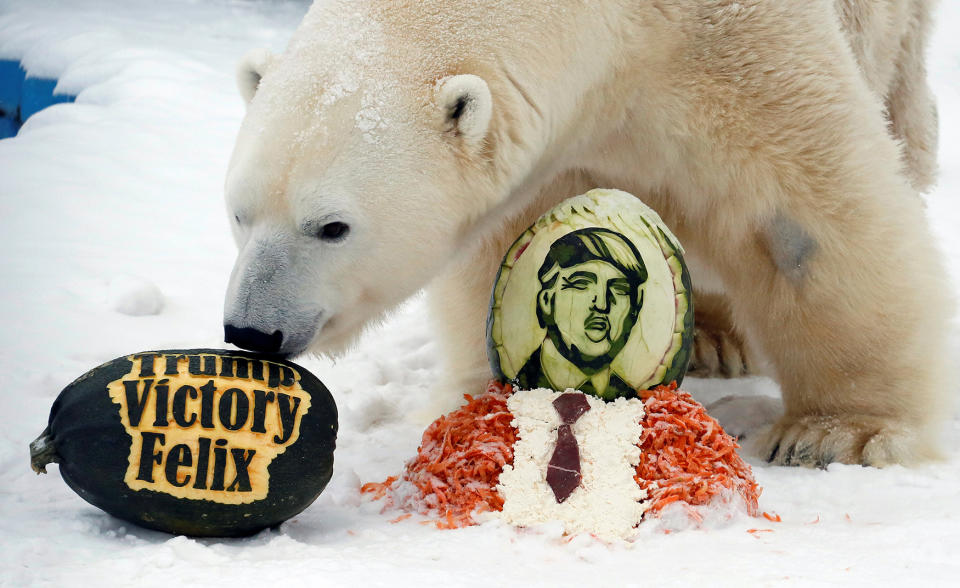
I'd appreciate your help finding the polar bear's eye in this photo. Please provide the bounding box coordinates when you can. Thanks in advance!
[317,221,350,242]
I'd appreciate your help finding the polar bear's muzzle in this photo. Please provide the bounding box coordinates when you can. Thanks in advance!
[223,234,326,358]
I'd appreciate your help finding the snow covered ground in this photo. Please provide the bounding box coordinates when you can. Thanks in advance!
[1,1,959,586]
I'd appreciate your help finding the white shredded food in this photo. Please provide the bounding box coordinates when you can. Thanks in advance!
[497,389,648,541]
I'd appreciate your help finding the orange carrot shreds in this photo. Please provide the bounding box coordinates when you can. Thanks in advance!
[634,383,761,518]
[747,528,774,534]
[762,512,782,523]
[389,513,412,524]
[362,382,518,529]
[360,476,397,501]
[364,380,762,531]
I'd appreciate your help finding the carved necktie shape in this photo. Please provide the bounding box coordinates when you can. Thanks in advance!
[546,393,591,503]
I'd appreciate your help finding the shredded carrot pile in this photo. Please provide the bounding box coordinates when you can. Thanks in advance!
[363,380,761,529]
[635,382,760,517]
[361,380,518,528]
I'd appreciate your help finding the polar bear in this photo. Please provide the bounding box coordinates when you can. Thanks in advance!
[222,0,952,467]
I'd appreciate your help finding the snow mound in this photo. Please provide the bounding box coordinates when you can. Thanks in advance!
[108,275,164,316]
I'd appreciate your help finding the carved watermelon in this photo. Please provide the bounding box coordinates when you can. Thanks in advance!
[487,189,693,399]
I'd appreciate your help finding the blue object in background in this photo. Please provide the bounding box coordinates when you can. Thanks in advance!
[0,115,19,139]
[20,76,75,121]
[0,59,25,117]
[0,58,76,138]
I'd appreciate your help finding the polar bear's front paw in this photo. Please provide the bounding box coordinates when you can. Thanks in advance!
[687,325,751,378]
[753,414,933,467]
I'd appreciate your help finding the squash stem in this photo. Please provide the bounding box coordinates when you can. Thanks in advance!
[30,426,59,474]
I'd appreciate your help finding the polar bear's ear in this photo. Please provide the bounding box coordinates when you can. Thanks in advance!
[236,48,275,105]
[436,74,492,146]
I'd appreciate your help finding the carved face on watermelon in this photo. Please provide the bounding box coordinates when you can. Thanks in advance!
[535,229,646,372]
[221,1,593,357]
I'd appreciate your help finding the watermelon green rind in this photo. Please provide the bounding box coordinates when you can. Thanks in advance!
[635,222,695,389]
[656,227,695,388]
[486,227,536,381]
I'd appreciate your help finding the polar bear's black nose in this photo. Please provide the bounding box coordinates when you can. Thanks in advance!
[224,324,284,354]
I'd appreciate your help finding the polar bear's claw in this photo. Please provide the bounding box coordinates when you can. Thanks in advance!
[688,325,751,379]
[755,415,936,468]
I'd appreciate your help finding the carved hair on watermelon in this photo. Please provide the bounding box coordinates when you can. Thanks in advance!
[362,380,761,531]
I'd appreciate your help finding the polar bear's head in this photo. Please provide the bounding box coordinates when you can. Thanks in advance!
[223,1,623,357]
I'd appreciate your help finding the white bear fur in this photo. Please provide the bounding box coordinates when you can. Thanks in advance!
[224,0,952,467]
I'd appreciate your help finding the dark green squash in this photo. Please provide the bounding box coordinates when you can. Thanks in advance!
[30,348,337,537]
